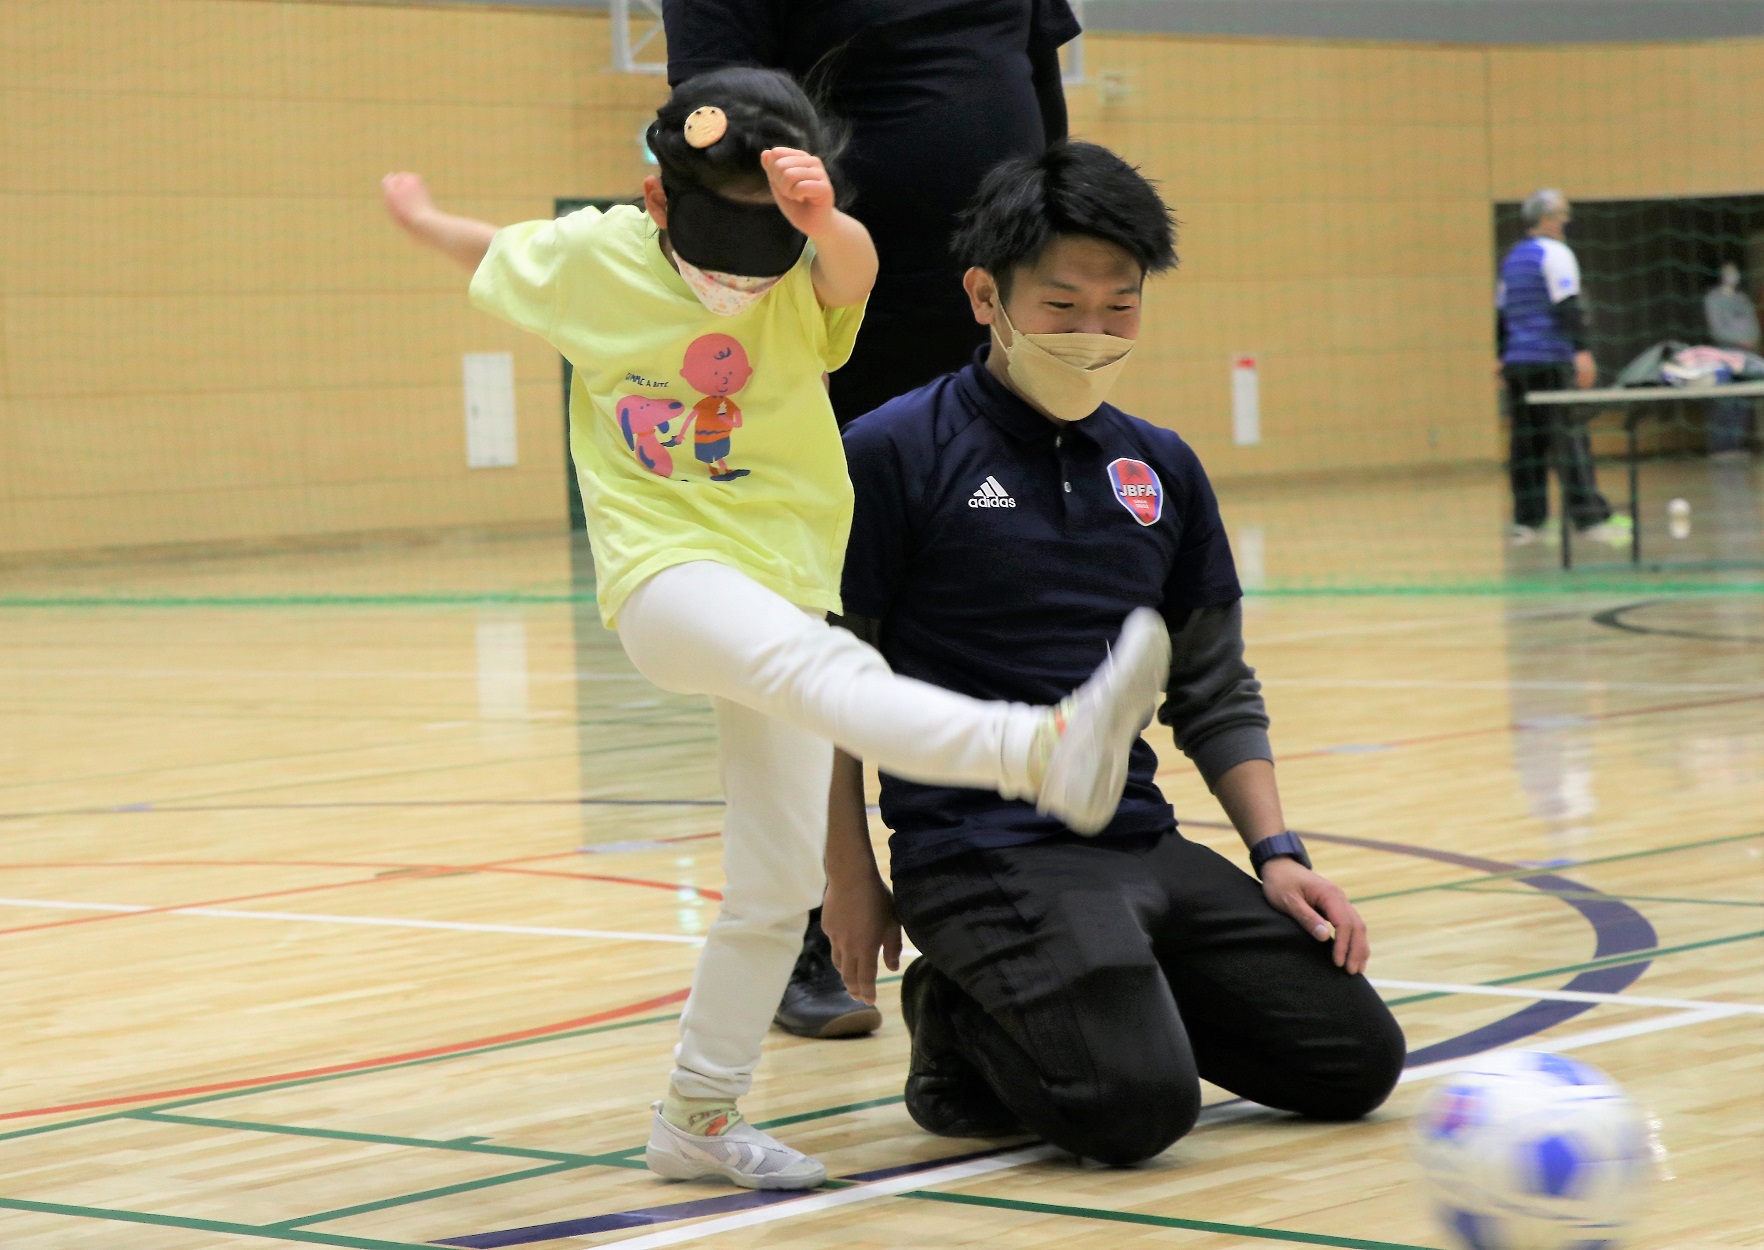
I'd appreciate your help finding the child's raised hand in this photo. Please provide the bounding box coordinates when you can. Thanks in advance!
[381,172,436,233]
[761,148,836,238]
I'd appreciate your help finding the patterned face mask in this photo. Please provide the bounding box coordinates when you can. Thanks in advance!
[675,253,783,317]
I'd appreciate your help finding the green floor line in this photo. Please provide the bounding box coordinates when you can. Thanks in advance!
[751,1094,906,1131]
[1382,928,1764,1007]
[131,1110,622,1166]
[269,1160,585,1229]
[1358,830,1764,902]
[1447,887,1764,908]
[0,593,598,609]
[0,1196,437,1249]
[2,581,1758,610]
[0,1010,684,1145]
[905,1190,1444,1250]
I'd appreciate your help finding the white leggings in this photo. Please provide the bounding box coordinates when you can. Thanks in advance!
[618,560,1045,1100]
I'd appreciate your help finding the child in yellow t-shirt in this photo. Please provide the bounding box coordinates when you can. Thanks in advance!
[383,66,1171,1191]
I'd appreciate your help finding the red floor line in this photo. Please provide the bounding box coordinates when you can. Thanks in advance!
[0,848,690,938]
[472,865,723,900]
[0,871,422,938]
[0,988,690,1124]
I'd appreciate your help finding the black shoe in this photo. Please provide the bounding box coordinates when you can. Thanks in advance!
[901,957,1021,1138]
[773,911,883,1039]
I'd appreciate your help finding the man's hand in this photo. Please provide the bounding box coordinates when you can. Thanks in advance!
[823,870,902,1006]
[1574,349,1597,390]
[762,148,837,239]
[1260,858,1370,975]
[381,172,437,235]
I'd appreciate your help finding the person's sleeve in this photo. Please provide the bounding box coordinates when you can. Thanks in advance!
[1161,440,1241,611]
[839,418,917,622]
[1027,0,1077,147]
[469,209,599,345]
[1032,0,1083,48]
[821,299,868,371]
[1553,295,1588,352]
[1157,601,1272,791]
[662,0,781,84]
[1540,242,1581,304]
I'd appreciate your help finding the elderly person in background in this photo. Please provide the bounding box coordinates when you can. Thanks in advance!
[1496,189,1630,548]
[1704,261,1759,458]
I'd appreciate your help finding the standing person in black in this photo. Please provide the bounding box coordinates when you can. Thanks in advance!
[664,0,1081,1039]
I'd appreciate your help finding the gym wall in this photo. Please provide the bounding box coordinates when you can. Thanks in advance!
[2,1,1758,555]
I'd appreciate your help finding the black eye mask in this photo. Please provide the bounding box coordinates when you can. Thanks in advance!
[664,182,807,279]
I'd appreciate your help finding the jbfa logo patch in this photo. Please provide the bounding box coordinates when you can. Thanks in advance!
[1107,458,1163,526]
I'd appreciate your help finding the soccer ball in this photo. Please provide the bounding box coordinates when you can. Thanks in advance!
[1412,1050,1655,1250]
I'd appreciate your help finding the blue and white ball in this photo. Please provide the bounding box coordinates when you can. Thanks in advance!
[1412,1051,1654,1250]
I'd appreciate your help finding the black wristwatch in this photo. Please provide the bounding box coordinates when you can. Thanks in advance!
[1250,831,1312,878]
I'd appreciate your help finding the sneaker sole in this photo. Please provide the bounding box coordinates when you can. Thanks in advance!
[1038,608,1170,836]
[645,1145,826,1190]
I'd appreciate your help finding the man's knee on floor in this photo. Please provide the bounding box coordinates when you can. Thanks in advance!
[1289,1017,1407,1122]
[1045,1068,1201,1166]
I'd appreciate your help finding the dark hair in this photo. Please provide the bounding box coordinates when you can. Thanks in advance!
[950,142,1177,292]
[647,67,847,199]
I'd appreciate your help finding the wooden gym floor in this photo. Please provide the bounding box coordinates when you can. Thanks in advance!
[0,466,1760,1249]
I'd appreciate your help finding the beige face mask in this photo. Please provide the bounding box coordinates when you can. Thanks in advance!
[992,301,1136,421]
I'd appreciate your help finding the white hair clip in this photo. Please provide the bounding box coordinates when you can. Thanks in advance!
[683,107,728,149]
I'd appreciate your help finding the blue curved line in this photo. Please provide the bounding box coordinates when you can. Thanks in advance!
[1301,830,1657,1066]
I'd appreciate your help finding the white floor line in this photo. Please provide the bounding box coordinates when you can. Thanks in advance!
[0,897,705,945]
[600,1006,1747,1250]
[1370,977,1764,1015]
[607,1145,1060,1250]
[1397,1006,1751,1085]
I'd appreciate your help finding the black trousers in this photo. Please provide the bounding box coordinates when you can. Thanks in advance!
[893,833,1406,1165]
[829,305,988,426]
[1503,362,1612,530]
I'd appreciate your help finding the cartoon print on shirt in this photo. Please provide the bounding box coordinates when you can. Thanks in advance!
[616,395,687,477]
[675,333,754,482]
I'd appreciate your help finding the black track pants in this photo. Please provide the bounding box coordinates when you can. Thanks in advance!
[1504,362,1612,530]
[892,833,1406,1165]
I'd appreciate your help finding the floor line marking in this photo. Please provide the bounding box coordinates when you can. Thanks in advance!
[0,897,706,945]
[0,992,688,1125]
[270,1160,587,1230]
[588,1010,1738,1250]
[1397,1007,1746,1084]
[1350,829,1764,901]
[0,1197,436,1249]
[130,1110,621,1166]
[597,1145,1060,1250]
[1369,977,1764,1014]
[903,1191,1442,1250]
[1444,886,1764,909]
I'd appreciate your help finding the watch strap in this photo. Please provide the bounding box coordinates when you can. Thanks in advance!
[1250,831,1312,877]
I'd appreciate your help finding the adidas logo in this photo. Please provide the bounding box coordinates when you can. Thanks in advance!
[968,476,1016,508]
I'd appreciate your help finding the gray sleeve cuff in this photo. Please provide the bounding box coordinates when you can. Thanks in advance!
[1188,724,1274,792]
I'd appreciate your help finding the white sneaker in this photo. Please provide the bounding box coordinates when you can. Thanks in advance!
[644,1104,826,1190]
[1580,515,1634,548]
[1508,524,1541,546]
[1036,607,1171,836]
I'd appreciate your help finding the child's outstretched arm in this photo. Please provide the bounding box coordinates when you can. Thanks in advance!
[382,173,499,273]
[762,149,877,309]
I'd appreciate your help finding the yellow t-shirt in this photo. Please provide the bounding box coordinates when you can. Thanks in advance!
[470,204,864,627]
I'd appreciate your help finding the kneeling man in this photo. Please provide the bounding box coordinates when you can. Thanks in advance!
[823,142,1405,1165]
